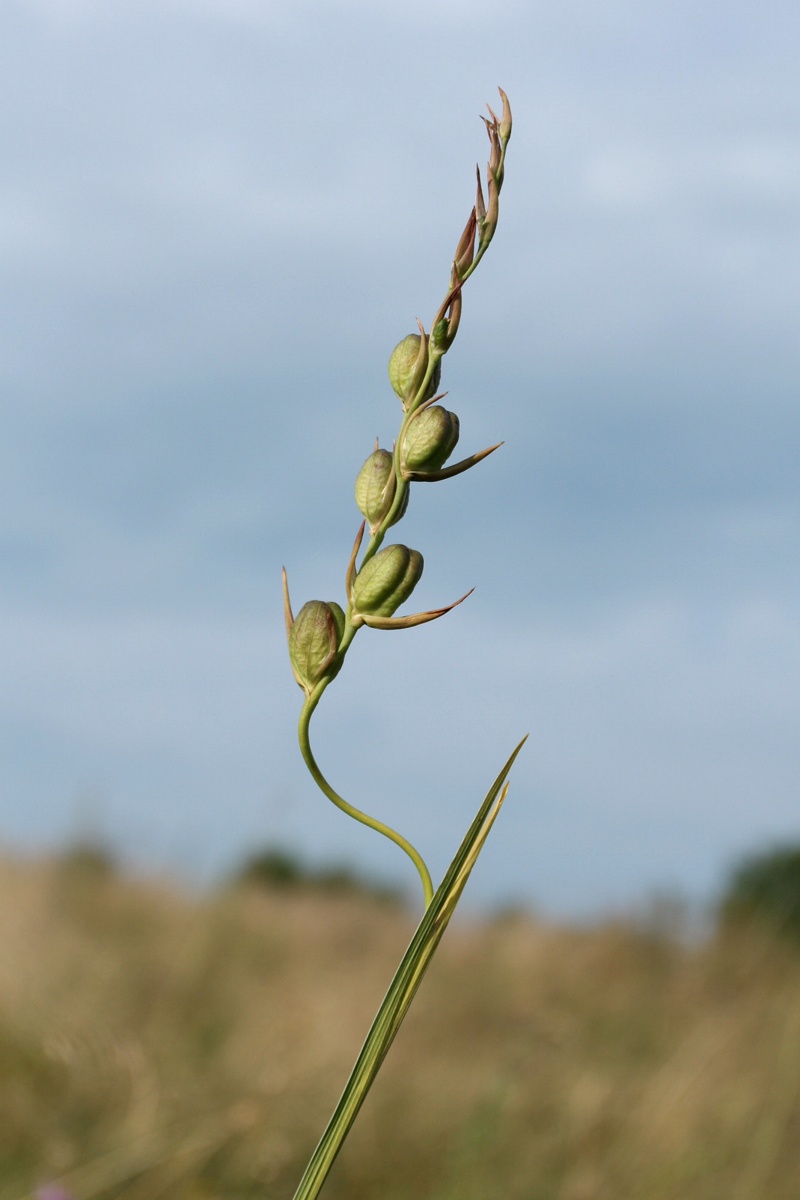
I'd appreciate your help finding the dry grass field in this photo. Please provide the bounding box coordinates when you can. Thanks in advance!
[1,852,799,1200]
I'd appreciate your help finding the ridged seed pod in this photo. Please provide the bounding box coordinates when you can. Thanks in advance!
[352,545,423,618]
[288,600,346,693]
[354,448,409,530]
[388,334,441,404]
[402,406,460,472]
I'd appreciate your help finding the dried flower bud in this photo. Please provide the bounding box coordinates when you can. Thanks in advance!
[388,333,441,405]
[354,448,408,531]
[431,318,450,352]
[352,545,423,619]
[401,406,460,473]
[288,600,345,693]
[475,165,486,225]
[453,208,477,279]
[497,86,512,144]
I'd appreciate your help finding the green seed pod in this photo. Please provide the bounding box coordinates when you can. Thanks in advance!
[352,545,423,619]
[402,406,460,472]
[388,334,441,404]
[354,448,409,530]
[288,600,346,693]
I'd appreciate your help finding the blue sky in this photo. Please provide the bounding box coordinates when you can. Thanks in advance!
[2,0,798,917]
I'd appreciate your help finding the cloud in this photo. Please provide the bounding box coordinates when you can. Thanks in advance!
[1,0,798,915]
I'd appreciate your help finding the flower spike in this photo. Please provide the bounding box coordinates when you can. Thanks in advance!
[285,90,517,1200]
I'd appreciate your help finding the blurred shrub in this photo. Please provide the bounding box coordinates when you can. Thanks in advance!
[232,846,403,905]
[719,843,800,943]
[235,847,304,888]
[55,841,117,878]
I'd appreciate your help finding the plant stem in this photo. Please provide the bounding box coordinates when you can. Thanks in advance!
[298,691,434,907]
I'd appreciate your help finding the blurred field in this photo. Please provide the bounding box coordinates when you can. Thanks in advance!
[1,853,800,1200]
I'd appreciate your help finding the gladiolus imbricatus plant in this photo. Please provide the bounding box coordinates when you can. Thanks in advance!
[284,89,524,1200]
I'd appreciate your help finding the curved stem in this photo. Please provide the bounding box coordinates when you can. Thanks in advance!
[298,692,434,908]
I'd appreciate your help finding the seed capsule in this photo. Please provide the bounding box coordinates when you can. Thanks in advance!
[388,334,441,405]
[354,448,408,531]
[352,545,423,619]
[401,406,460,473]
[288,600,346,693]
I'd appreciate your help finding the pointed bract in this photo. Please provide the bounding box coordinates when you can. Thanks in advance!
[405,441,503,482]
[282,567,294,641]
[361,587,473,630]
[345,520,366,600]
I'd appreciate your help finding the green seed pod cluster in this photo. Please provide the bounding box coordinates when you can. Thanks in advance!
[401,406,460,472]
[354,448,409,531]
[388,334,441,406]
[352,545,423,619]
[288,600,346,693]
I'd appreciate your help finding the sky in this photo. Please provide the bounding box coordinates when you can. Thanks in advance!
[1,0,798,919]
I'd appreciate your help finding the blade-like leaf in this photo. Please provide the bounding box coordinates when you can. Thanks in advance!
[292,735,527,1200]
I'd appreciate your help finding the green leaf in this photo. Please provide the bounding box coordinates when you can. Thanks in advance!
[291,735,527,1200]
